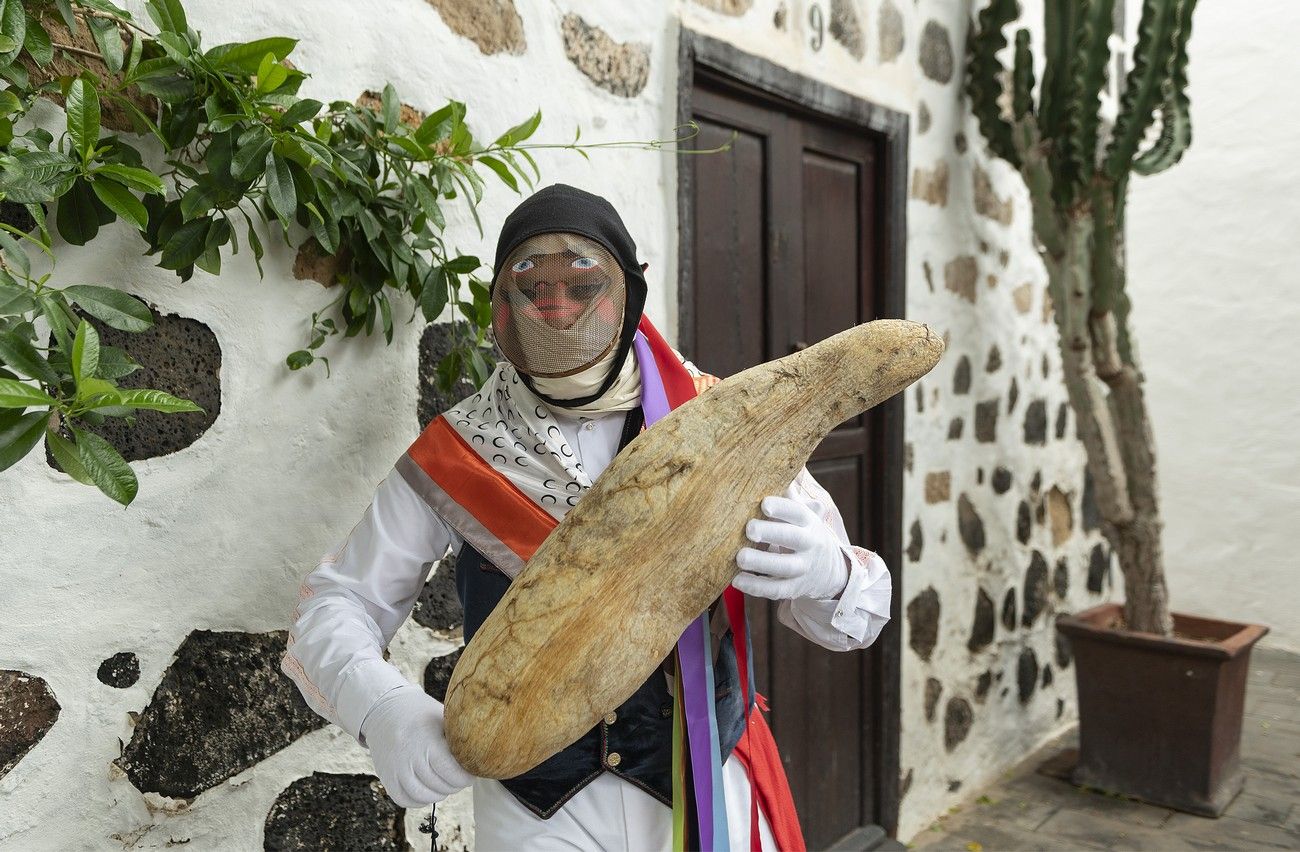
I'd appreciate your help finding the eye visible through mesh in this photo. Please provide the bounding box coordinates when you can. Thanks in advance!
[491,233,626,378]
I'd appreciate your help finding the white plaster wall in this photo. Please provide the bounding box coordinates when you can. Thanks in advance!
[0,1,680,849]
[1,0,1102,849]
[1126,0,1300,652]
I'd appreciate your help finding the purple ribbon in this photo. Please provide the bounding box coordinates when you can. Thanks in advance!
[633,332,729,850]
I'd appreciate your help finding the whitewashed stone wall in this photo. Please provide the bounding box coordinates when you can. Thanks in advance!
[1,1,1121,849]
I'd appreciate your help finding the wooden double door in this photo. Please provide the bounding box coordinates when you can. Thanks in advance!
[679,49,904,848]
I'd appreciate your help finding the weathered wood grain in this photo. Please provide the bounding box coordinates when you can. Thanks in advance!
[444,319,944,778]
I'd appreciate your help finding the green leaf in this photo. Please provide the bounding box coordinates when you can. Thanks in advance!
[420,266,448,322]
[179,182,219,221]
[0,377,56,408]
[56,178,103,246]
[91,178,149,229]
[46,428,95,484]
[0,0,25,65]
[0,282,35,316]
[0,409,46,472]
[62,285,153,332]
[381,83,399,133]
[378,292,393,344]
[204,37,297,73]
[73,426,138,505]
[66,78,102,162]
[53,0,77,31]
[232,129,273,181]
[36,292,74,354]
[0,229,30,277]
[413,103,456,145]
[93,163,165,194]
[279,98,322,128]
[0,331,61,385]
[445,255,480,274]
[23,14,54,67]
[92,346,136,380]
[86,14,124,74]
[145,0,187,35]
[492,110,542,147]
[264,151,297,224]
[158,218,211,270]
[478,155,519,193]
[111,388,202,413]
[0,35,16,53]
[71,320,100,386]
[255,52,288,94]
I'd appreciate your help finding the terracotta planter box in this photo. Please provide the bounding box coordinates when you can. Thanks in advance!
[1056,602,1268,816]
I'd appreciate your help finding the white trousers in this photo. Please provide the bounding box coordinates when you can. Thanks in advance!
[471,754,778,852]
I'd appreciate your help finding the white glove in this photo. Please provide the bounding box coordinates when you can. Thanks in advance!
[732,494,850,601]
[360,683,475,808]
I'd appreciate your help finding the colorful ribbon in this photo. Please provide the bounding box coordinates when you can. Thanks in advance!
[634,330,731,851]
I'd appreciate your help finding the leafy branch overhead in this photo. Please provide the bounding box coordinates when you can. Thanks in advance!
[0,0,720,505]
[963,0,1198,635]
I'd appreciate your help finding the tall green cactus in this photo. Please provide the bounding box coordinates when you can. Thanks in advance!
[965,0,1199,636]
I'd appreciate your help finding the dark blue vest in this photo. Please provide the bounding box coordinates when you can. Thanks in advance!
[450,410,748,819]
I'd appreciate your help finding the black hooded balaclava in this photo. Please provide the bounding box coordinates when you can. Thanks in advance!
[489,183,648,408]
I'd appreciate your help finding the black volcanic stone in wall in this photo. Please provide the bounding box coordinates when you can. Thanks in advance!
[1081,470,1101,532]
[957,494,986,554]
[1030,471,1043,493]
[1001,589,1017,630]
[1053,557,1069,598]
[924,677,942,722]
[991,466,1012,494]
[422,647,463,704]
[411,558,463,632]
[1055,632,1073,668]
[1008,377,1019,413]
[947,417,964,439]
[264,772,406,851]
[97,652,141,688]
[953,355,971,394]
[0,200,39,233]
[1016,500,1032,544]
[906,519,923,562]
[967,588,995,652]
[0,671,60,779]
[1017,648,1039,704]
[117,630,326,799]
[1022,551,1049,627]
[1041,664,1053,688]
[985,345,1001,373]
[1055,402,1069,439]
[1087,544,1110,593]
[919,20,954,83]
[974,670,992,703]
[974,399,998,443]
[907,588,941,662]
[46,308,222,465]
[1024,399,1048,445]
[943,697,973,751]
[418,322,501,430]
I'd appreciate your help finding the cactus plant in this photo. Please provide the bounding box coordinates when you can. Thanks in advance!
[965,0,1200,635]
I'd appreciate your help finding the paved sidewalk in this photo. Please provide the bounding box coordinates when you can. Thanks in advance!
[909,645,1300,851]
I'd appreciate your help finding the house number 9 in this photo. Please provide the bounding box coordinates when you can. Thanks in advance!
[809,3,824,52]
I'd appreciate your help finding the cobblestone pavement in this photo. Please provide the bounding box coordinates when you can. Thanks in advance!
[909,644,1300,851]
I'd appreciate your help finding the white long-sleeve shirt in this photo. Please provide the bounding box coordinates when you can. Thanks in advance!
[281,408,891,849]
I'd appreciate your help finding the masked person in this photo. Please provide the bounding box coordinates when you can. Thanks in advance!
[282,184,892,851]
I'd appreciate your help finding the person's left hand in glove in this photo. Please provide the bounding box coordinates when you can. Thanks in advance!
[732,494,851,601]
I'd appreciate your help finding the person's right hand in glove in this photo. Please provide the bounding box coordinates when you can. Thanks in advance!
[360,682,475,808]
